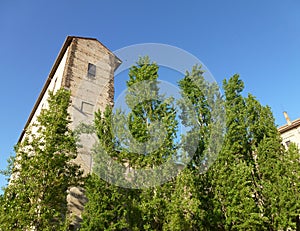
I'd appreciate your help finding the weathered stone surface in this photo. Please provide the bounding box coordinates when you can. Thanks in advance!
[60,37,120,229]
[63,38,118,174]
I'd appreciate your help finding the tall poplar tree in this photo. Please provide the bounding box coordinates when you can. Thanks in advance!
[81,57,178,230]
[165,65,224,230]
[124,57,178,230]
[211,75,300,230]
[0,89,82,231]
[212,75,265,229]
[81,62,300,230]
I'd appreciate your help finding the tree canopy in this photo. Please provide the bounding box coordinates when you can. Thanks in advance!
[81,59,300,230]
[1,59,299,231]
[0,89,83,230]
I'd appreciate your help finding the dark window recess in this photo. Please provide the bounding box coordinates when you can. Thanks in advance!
[81,101,94,114]
[87,63,96,78]
[285,140,291,147]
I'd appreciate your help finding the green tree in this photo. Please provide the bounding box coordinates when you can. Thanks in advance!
[81,63,300,230]
[0,89,82,231]
[124,57,178,230]
[282,143,300,229]
[80,107,142,231]
[211,75,300,230]
[80,174,132,231]
[81,57,178,230]
[211,75,264,230]
[165,65,224,230]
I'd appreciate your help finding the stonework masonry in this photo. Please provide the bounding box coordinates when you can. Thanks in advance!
[18,36,121,229]
[64,37,120,173]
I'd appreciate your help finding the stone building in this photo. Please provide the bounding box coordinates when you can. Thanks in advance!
[18,36,121,228]
[19,36,121,171]
[278,112,300,148]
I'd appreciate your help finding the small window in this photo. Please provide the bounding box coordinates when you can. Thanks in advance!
[81,101,94,114]
[87,63,96,78]
[285,140,291,147]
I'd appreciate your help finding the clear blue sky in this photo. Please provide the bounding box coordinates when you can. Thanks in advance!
[1,1,300,190]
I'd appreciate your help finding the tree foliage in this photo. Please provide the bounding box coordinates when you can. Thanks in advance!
[81,65,300,230]
[0,89,83,231]
[211,75,300,230]
[1,59,300,230]
[81,57,178,230]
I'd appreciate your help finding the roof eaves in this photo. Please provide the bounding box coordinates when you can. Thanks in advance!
[18,36,121,143]
[278,118,300,134]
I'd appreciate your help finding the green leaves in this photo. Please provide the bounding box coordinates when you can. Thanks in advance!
[0,89,83,230]
[2,61,299,230]
[81,57,178,230]
[211,74,300,230]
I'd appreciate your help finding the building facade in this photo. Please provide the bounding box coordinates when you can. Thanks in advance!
[18,36,121,228]
[20,36,121,172]
[278,112,300,148]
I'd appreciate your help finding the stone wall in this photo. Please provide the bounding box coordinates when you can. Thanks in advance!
[280,123,300,148]
[61,37,121,229]
[63,37,120,174]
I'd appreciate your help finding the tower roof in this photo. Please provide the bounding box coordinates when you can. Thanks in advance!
[19,36,121,142]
